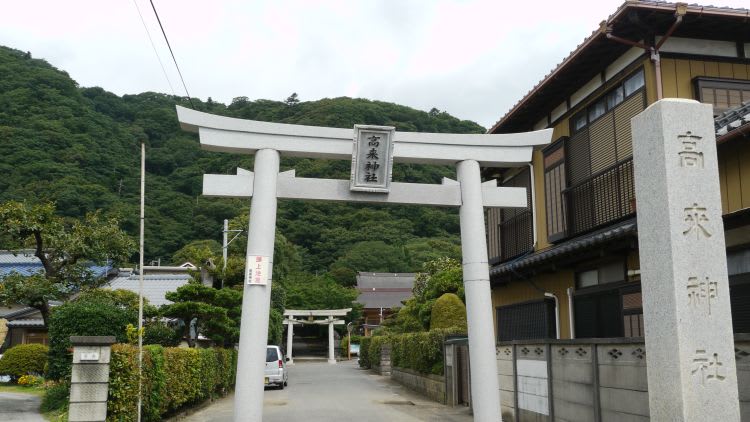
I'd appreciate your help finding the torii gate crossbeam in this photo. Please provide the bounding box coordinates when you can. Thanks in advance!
[177,106,551,422]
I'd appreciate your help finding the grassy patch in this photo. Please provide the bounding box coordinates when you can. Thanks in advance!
[0,382,45,396]
[42,408,68,421]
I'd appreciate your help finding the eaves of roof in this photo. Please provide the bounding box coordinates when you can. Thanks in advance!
[489,1,750,134]
[2,307,38,320]
[6,318,45,328]
[490,218,637,280]
[716,101,750,144]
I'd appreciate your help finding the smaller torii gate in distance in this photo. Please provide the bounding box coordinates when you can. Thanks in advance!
[177,105,551,422]
[283,308,351,364]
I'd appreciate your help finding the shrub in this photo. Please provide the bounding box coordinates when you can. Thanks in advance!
[47,296,135,380]
[41,380,70,413]
[390,328,465,375]
[359,337,372,368]
[368,336,390,368]
[429,293,467,331]
[143,322,181,347]
[18,374,43,386]
[0,344,49,381]
[106,344,237,421]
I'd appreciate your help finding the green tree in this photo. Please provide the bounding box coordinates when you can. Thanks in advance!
[282,272,361,324]
[0,201,135,325]
[160,283,242,347]
[329,241,411,286]
[171,239,221,266]
[382,257,464,333]
[47,291,136,379]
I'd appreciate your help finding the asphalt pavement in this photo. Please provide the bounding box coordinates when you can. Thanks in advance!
[0,392,45,422]
[179,360,473,422]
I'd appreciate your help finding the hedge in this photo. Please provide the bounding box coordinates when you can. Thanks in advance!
[358,328,466,375]
[358,337,372,368]
[106,344,237,421]
[0,344,48,381]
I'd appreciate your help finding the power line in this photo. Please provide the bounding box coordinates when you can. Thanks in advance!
[148,0,195,109]
[131,0,176,97]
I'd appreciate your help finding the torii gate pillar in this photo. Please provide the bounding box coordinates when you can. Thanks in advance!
[458,159,502,420]
[177,105,551,422]
[235,149,279,422]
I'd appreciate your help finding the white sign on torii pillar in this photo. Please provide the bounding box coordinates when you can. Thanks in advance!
[176,105,551,422]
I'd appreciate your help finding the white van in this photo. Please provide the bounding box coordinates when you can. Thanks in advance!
[265,345,288,389]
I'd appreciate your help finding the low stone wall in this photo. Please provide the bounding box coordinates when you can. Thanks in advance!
[391,367,446,404]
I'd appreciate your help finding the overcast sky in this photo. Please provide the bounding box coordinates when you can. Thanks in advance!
[2,1,748,128]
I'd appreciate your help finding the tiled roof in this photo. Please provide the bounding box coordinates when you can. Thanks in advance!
[489,1,750,133]
[0,251,112,279]
[357,290,414,310]
[715,101,750,141]
[355,273,415,290]
[6,318,45,328]
[491,219,637,278]
[106,274,192,306]
[0,251,38,264]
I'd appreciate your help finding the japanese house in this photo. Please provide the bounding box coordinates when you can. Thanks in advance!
[355,272,415,336]
[486,1,750,341]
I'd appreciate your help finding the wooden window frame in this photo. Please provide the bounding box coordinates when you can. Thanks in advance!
[694,77,750,115]
[571,68,645,135]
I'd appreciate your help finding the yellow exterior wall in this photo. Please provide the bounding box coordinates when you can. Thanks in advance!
[492,271,575,339]
[657,57,750,214]
[718,141,750,214]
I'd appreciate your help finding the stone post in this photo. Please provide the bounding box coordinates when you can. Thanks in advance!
[286,317,295,365]
[68,336,116,422]
[328,316,336,364]
[457,159,503,421]
[632,99,740,420]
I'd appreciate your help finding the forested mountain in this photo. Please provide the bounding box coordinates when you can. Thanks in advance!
[0,45,485,277]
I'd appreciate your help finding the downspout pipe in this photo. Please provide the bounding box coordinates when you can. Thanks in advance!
[603,5,685,101]
[567,287,575,339]
[544,292,561,339]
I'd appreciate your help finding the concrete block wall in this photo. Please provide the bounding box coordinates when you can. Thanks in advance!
[596,343,649,421]
[516,344,551,421]
[391,367,446,404]
[551,344,596,422]
[497,344,516,421]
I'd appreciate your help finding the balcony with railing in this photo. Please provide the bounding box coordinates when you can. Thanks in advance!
[497,210,534,262]
[562,158,635,238]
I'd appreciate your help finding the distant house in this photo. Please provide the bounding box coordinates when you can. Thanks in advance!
[355,272,414,336]
[105,265,195,306]
[0,251,113,350]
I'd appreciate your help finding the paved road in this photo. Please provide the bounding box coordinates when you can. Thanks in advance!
[0,392,45,422]
[180,360,473,422]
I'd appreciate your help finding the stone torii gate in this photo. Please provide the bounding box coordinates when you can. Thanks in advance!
[176,105,551,422]
[283,308,351,364]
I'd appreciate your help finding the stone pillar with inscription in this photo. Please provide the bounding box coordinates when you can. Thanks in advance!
[632,99,740,421]
[68,336,116,422]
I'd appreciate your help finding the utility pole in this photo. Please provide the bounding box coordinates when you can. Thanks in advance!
[221,218,244,287]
